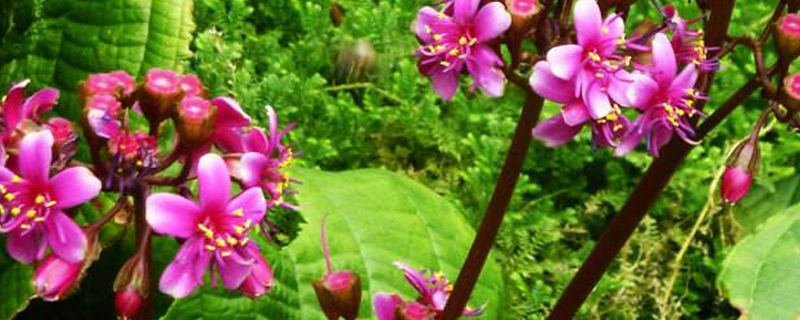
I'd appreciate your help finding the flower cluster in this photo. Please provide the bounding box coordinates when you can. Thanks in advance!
[530,0,715,156]
[412,0,511,100]
[373,262,483,320]
[0,68,297,316]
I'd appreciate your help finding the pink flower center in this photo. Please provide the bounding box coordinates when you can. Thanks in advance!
[179,75,203,96]
[180,96,211,121]
[145,70,180,96]
[419,15,479,72]
[509,0,539,16]
[0,177,58,233]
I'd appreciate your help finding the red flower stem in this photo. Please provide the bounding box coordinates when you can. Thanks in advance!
[440,90,544,320]
[132,185,152,320]
[85,195,127,233]
[321,213,333,274]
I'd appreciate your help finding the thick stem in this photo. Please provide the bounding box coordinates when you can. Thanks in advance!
[440,91,544,320]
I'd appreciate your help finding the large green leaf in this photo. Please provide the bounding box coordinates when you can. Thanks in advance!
[161,168,505,319]
[720,204,800,319]
[0,262,35,320]
[0,0,195,120]
[733,164,800,235]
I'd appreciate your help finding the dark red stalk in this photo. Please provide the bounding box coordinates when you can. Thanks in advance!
[440,89,544,319]
[132,185,152,320]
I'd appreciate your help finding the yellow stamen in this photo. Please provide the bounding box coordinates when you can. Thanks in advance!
[606,113,618,121]
[0,185,7,193]
[227,237,238,245]
[20,224,31,230]
[241,238,250,246]
[35,195,46,205]
[232,208,244,217]
[12,175,21,183]
[215,238,226,247]
[45,201,57,208]
[235,225,245,234]
[433,34,443,41]
[11,207,20,216]
[0,206,4,215]
[4,193,14,201]
[135,160,143,167]
[448,48,459,56]
[588,52,601,62]
[438,12,446,19]
[468,38,477,46]
[206,245,217,251]
[244,219,252,229]
[458,37,467,45]
[601,26,609,34]
[424,25,432,34]
[440,61,450,67]
[221,251,232,257]
[33,217,45,222]
[26,210,36,218]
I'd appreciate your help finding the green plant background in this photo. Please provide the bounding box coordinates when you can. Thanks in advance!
[1,0,799,319]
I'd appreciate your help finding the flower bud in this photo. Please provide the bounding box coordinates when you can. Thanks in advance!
[175,96,217,149]
[140,69,181,125]
[115,290,143,320]
[396,301,434,320]
[775,14,800,61]
[34,255,83,301]
[179,74,205,97]
[781,73,800,111]
[113,253,149,319]
[506,0,540,33]
[313,271,362,320]
[108,71,136,98]
[722,139,760,203]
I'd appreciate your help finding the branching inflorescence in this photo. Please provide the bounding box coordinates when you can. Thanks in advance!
[0,68,296,319]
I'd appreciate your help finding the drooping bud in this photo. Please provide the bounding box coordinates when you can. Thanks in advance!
[34,255,83,301]
[115,290,143,320]
[775,14,800,61]
[781,73,800,111]
[722,138,760,203]
[313,215,362,320]
[140,69,181,126]
[113,253,149,320]
[175,96,217,149]
[237,246,275,298]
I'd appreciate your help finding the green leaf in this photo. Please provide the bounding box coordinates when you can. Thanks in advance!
[161,168,505,319]
[733,160,800,234]
[0,0,195,120]
[0,262,35,320]
[720,204,800,319]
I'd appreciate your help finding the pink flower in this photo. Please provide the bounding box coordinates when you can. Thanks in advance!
[236,245,274,298]
[0,80,59,144]
[0,131,101,263]
[33,254,83,301]
[615,33,702,156]
[412,0,511,100]
[146,154,267,298]
[543,0,627,118]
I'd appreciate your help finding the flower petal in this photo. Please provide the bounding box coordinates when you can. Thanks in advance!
[217,251,252,289]
[50,167,101,209]
[584,82,612,119]
[412,7,440,42]
[469,46,506,97]
[562,101,590,126]
[239,152,268,188]
[669,64,698,97]
[212,128,245,153]
[211,97,251,128]
[574,0,602,46]
[607,69,634,107]
[45,210,86,263]
[546,45,584,80]
[624,73,659,110]
[431,70,460,101]
[598,14,625,55]
[529,61,577,104]
[474,2,511,42]
[18,130,54,185]
[146,193,202,238]
[198,154,231,213]
[23,88,59,122]
[243,128,270,155]
[6,228,46,263]
[651,33,677,86]
[532,113,582,147]
[614,125,643,156]
[227,186,267,223]
[374,292,399,320]
[454,0,480,24]
[160,239,209,298]
[2,80,31,132]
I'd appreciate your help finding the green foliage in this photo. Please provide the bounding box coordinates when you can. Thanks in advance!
[0,255,35,320]
[719,204,800,320]
[0,0,195,120]
[161,168,504,319]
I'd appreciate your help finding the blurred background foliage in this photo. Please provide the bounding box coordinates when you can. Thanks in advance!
[2,0,799,319]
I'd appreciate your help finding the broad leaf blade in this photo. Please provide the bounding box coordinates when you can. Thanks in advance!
[160,168,504,319]
[0,263,35,320]
[720,204,800,319]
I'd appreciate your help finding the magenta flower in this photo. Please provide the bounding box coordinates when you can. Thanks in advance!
[544,0,627,118]
[146,154,267,298]
[663,5,718,72]
[530,61,630,147]
[207,97,253,153]
[83,72,135,98]
[615,33,701,156]
[236,245,274,298]
[412,0,511,100]
[0,131,101,263]
[373,262,482,319]
[0,80,59,144]
[236,106,295,209]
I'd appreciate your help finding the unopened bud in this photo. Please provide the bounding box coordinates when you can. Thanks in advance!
[115,290,143,320]
[34,255,83,301]
[775,14,800,61]
[722,139,760,203]
[506,0,540,33]
[313,272,362,320]
[108,71,136,98]
[141,69,181,125]
[175,96,217,149]
[781,73,800,111]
